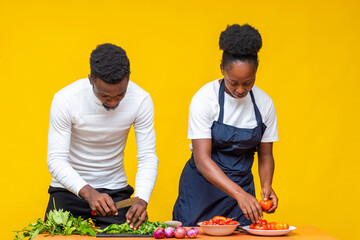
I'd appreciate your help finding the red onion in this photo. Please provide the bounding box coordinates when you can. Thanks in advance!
[187,227,199,238]
[153,227,165,239]
[174,226,187,239]
[164,227,175,238]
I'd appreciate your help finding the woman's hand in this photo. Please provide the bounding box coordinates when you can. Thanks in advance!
[235,192,263,223]
[126,198,148,230]
[260,186,278,213]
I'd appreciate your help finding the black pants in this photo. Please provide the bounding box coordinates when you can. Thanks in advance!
[44,185,134,228]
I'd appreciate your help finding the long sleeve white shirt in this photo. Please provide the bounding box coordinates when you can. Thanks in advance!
[47,78,158,203]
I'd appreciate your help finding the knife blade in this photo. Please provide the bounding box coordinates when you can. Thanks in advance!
[115,196,139,209]
[91,196,139,216]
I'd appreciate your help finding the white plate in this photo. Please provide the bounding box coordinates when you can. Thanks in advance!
[164,221,182,228]
[242,226,296,236]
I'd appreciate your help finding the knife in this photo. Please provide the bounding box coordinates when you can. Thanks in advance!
[115,196,139,209]
[91,197,139,216]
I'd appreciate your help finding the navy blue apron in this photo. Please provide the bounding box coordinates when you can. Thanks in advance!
[173,79,267,226]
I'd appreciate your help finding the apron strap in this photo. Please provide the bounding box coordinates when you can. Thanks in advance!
[217,79,225,123]
[249,90,263,125]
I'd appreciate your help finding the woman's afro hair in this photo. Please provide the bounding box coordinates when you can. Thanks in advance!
[219,24,262,57]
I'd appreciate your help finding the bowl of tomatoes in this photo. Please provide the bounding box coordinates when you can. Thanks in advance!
[197,216,239,236]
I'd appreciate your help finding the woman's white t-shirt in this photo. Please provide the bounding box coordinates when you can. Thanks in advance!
[188,79,279,143]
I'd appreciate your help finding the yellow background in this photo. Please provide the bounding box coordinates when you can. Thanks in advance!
[1,1,359,239]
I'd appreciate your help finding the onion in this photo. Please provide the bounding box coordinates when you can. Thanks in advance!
[174,226,187,239]
[186,228,199,238]
[187,227,199,238]
[153,227,165,239]
[164,227,175,238]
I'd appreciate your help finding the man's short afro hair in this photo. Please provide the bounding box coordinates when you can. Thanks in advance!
[90,43,130,84]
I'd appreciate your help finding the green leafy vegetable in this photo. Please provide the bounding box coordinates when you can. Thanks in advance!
[97,221,168,235]
[14,199,96,240]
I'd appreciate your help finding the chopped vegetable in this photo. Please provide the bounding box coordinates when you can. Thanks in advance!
[97,220,168,235]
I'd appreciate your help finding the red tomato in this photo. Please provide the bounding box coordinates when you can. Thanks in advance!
[209,219,216,225]
[254,223,268,230]
[249,223,256,229]
[266,222,277,230]
[202,221,210,225]
[229,221,238,225]
[259,200,273,211]
[225,218,232,224]
[257,219,268,225]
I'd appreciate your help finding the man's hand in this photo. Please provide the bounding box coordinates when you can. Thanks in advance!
[79,185,118,217]
[126,198,148,230]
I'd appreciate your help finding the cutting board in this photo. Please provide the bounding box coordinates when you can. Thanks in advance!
[96,233,152,238]
[34,234,153,239]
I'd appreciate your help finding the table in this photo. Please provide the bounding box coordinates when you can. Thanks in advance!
[33,226,337,239]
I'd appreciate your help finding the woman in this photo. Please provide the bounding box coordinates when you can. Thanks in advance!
[173,24,279,226]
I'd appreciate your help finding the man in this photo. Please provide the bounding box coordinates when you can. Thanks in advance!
[45,43,158,229]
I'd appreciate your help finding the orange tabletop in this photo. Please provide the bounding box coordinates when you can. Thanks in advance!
[33,226,337,240]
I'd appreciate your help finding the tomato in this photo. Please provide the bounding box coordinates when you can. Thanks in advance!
[257,219,267,225]
[212,216,226,222]
[249,223,256,229]
[283,223,289,229]
[254,223,267,230]
[209,219,216,225]
[229,221,238,225]
[275,223,285,230]
[202,221,210,225]
[266,222,277,230]
[259,200,273,211]
[225,218,232,224]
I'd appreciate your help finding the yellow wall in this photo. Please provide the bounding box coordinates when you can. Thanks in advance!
[1,1,359,239]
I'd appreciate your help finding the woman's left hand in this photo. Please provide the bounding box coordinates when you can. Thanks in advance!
[260,186,278,213]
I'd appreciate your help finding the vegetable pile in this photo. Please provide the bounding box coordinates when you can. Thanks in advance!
[97,221,168,235]
[200,216,238,225]
[14,203,96,240]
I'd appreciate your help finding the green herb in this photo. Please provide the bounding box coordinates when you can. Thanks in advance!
[14,199,96,240]
[97,221,168,235]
